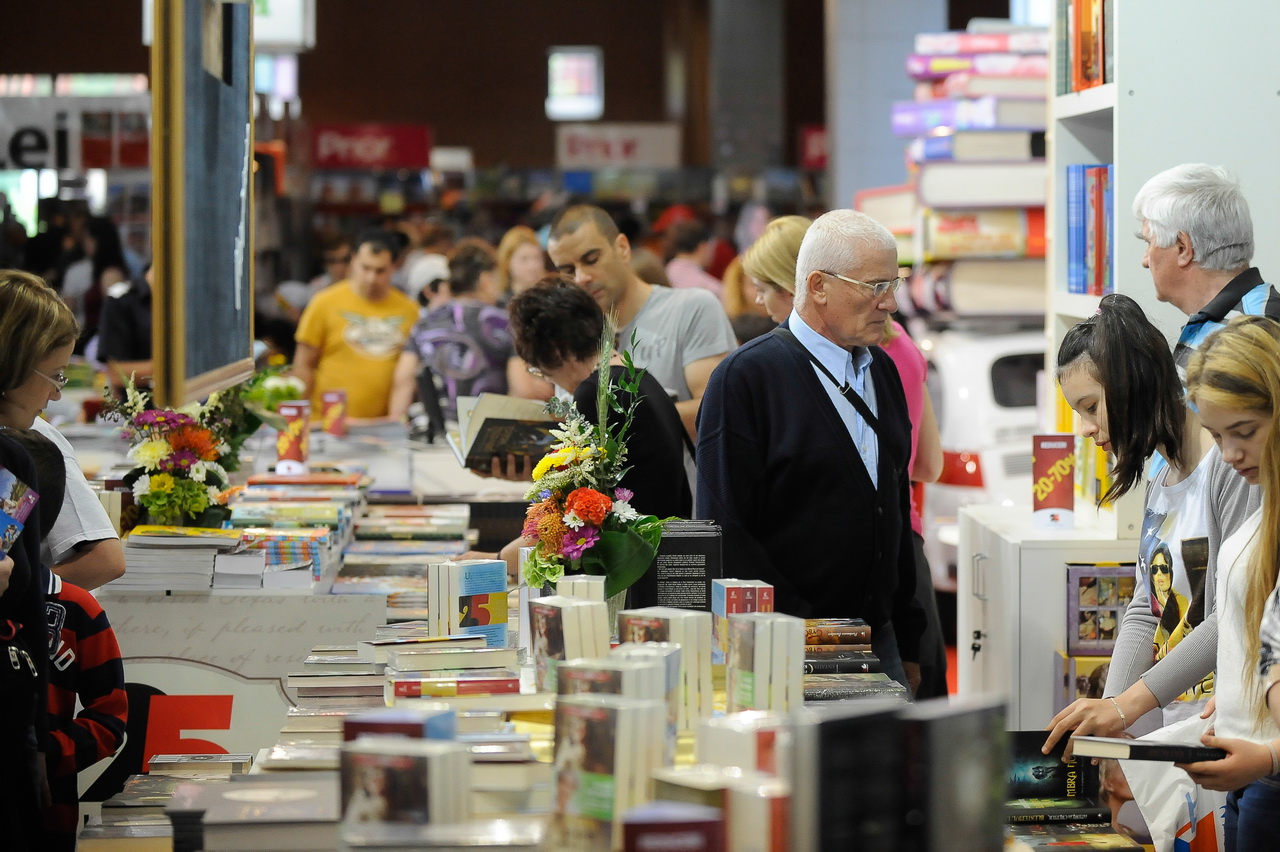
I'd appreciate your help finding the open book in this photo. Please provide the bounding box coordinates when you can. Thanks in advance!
[445,394,559,471]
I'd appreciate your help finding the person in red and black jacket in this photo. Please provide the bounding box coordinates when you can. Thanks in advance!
[0,269,80,849]
[10,427,127,850]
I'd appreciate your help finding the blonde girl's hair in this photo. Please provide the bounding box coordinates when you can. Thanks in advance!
[495,225,544,294]
[0,270,79,393]
[741,215,812,295]
[1186,314,1280,730]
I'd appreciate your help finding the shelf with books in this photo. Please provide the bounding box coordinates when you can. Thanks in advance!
[1052,81,1115,121]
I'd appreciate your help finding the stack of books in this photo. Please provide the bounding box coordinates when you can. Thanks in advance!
[528,595,611,692]
[211,547,268,590]
[238,526,336,587]
[856,21,1049,317]
[801,618,911,703]
[288,667,387,708]
[547,693,667,850]
[427,558,509,647]
[711,578,774,664]
[165,772,341,851]
[726,612,805,713]
[111,525,244,591]
[617,606,713,731]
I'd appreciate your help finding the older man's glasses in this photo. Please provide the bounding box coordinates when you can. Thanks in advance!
[819,270,906,299]
[33,368,69,392]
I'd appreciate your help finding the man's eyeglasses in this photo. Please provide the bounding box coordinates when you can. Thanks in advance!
[819,270,906,299]
[33,368,69,392]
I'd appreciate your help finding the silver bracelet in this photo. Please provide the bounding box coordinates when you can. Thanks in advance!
[1109,696,1129,728]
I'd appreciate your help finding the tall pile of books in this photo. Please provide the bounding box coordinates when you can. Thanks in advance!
[856,19,1050,317]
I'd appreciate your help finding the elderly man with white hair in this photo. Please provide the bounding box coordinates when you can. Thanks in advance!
[695,209,925,694]
[1133,163,1280,372]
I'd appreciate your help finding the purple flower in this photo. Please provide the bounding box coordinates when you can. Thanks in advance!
[134,409,196,430]
[158,449,199,472]
[560,526,599,560]
[538,489,552,501]
[614,487,634,503]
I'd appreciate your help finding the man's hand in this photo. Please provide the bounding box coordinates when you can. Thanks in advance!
[1177,733,1272,792]
[1043,698,1128,760]
[473,453,534,482]
[903,661,922,696]
[0,555,12,597]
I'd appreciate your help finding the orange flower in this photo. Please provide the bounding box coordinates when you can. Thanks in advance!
[565,487,612,526]
[168,425,220,461]
[536,509,568,554]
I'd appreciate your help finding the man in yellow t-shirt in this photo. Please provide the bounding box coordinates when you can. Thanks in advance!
[294,229,419,420]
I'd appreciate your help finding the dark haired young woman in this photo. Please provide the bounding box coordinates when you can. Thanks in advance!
[1043,294,1256,754]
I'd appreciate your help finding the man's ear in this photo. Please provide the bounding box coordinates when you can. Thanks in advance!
[1176,231,1196,268]
[805,270,828,302]
[614,233,632,264]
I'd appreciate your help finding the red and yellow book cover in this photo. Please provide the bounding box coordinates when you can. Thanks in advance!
[321,389,347,437]
[1033,434,1075,529]
[275,401,311,473]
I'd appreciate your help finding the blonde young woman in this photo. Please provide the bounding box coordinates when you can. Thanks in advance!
[1175,316,1280,850]
[496,226,554,400]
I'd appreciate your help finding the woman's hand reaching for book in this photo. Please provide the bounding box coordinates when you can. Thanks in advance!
[1044,681,1160,760]
[1043,697,1130,760]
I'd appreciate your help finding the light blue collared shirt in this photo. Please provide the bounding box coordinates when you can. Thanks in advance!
[789,311,879,486]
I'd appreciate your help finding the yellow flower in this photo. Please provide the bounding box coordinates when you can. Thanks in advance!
[130,439,173,471]
[575,446,602,462]
[149,473,175,493]
[532,448,575,481]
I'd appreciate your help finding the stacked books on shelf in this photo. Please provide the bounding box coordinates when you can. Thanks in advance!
[1055,0,1113,95]
[857,20,1049,317]
[1064,162,1115,295]
[238,526,336,587]
[111,525,244,591]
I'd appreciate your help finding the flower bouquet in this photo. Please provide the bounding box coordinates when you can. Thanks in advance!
[104,383,235,526]
[103,373,290,525]
[520,326,667,599]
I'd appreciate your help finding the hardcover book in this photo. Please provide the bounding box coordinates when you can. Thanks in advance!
[1070,735,1228,763]
[1004,796,1110,824]
[802,672,909,702]
[446,393,558,472]
[166,773,340,850]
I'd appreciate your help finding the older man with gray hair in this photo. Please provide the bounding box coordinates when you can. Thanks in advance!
[1132,163,1280,372]
[696,209,925,693]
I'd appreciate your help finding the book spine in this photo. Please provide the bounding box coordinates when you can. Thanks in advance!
[391,678,520,698]
[803,624,870,644]
[914,31,1052,56]
[1066,164,1087,293]
[1005,805,1110,823]
[804,644,872,653]
[802,658,875,675]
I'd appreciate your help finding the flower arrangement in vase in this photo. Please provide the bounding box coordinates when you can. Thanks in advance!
[520,324,667,599]
[104,373,288,526]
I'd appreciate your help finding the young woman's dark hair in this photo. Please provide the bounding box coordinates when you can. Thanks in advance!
[447,240,497,296]
[507,275,605,370]
[86,217,127,286]
[1056,293,1186,504]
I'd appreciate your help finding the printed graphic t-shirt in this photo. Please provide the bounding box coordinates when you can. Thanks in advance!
[295,282,419,418]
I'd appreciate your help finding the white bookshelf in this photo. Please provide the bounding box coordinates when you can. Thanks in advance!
[1045,0,1280,538]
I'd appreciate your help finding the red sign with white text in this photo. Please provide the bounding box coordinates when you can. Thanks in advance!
[312,124,431,170]
[799,124,828,171]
